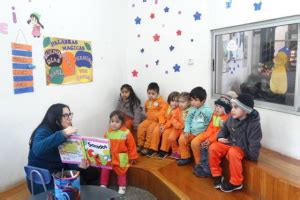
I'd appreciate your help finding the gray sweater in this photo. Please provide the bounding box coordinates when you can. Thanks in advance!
[116,99,145,130]
[217,110,262,161]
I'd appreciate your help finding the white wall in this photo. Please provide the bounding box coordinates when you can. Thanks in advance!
[0,0,127,191]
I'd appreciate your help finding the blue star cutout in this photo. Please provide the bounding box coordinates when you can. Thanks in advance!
[135,16,141,24]
[173,64,181,72]
[155,60,159,65]
[140,48,144,53]
[164,7,169,13]
[226,0,232,8]
[169,45,175,51]
[193,11,201,21]
[254,2,262,11]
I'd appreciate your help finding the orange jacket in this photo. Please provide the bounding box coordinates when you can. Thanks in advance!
[199,113,229,144]
[104,126,138,173]
[169,107,191,130]
[144,96,168,124]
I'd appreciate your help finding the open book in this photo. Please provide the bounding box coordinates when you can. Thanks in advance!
[58,135,112,169]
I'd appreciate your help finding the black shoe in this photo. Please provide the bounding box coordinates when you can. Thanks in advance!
[220,181,243,192]
[193,165,211,177]
[176,158,192,166]
[213,176,224,189]
[146,150,157,157]
[158,151,168,159]
[140,148,149,156]
[137,145,142,153]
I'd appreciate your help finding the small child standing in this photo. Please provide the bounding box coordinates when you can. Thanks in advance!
[162,92,191,159]
[177,87,213,166]
[116,84,144,139]
[209,94,262,192]
[137,82,168,155]
[191,94,234,177]
[146,91,180,157]
[100,111,138,194]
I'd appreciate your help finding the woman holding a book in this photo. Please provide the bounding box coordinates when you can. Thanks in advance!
[27,103,91,194]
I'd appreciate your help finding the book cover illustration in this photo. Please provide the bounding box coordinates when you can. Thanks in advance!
[58,135,85,165]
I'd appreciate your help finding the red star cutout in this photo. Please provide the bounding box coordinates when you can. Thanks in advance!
[153,34,160,42]
[176,30,182,36]
[132,70,138,77]
[150,13,155,19]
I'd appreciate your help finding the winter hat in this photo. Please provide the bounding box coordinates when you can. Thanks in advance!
[231,93,254,114]
[215,96,232,114]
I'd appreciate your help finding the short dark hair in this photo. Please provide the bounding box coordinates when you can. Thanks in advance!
[110,110,125,125]
[167,91,180,104]
[147,82,159,93]
[190,87,207,101]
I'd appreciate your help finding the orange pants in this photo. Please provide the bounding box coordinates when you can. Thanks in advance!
[209,142,245,185]
[137,119,157,148]
[191,134,208,165]
[149,124,163,151]
[124,115,137,142]
[178,134,196,159]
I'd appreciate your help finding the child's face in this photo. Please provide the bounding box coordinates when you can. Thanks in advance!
[231,103,247,119]
[121,88,130,101]
[178,97,190,110]
[215,105,225,116]
[110,115,122,131]
[169,98,179,109]
[147,89,159,100]
[191,97,205,108]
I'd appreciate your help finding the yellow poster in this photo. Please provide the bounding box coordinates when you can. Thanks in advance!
[43,37,93,85]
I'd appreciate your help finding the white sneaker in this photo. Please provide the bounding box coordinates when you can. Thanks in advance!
[100,185,107,188]
[118,186,126,194]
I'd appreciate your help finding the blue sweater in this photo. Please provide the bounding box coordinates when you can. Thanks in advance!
[184,104,213,135]
[28,127,70,173]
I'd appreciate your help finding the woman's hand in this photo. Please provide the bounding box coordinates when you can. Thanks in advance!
[78,159,90,169]
[63,126,78,136]
[201,139,210,149]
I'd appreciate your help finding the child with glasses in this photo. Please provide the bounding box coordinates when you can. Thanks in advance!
[100,111,138,194]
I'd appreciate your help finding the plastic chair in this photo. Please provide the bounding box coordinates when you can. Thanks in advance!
[24,165,52,195]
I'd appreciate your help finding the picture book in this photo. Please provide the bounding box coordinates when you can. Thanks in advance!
[58,135,112,169]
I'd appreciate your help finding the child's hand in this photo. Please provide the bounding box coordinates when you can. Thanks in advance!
[78,159,90,169]
[130,159,137,165]
[201,139,210,149]
[63,126,78,136]
[218,138,230,144]
[184,133,190,139]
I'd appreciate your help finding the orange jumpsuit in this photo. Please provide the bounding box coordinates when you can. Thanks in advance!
[137,96,167,148]
[149,106,178,151]
[191,113,229,165]
[104,126,138,175]
[160,107,191,154]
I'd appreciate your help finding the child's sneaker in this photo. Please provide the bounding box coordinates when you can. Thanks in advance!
[170,152,180,159]
[140,148,149,156]
[158,151,168,159]
[220,181,243,192]
[146,149,157,157]
[193,165,211,177]
[118,186,126,194]
[213,176,224,189]
[137,145,142,153]
[176,157,192,166]
[100,185,107,188]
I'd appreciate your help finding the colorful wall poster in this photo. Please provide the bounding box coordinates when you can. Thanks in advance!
[43,37,93,85]
[58,136,112,169]
[11,43,34,94]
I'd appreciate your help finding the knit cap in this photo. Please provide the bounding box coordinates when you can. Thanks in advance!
[215,96,232,114]
[231,93,254,114]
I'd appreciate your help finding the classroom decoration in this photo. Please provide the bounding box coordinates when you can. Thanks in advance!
[43,37,93,85]
[153,33,160,42]
[270,51,288,94]
[226,0,232,8]
[173,64,181,72]
[11,43,34,94]
[169,45,175,51]
[132,69,138,77]
[193,11,202,21]
[254,1,262,11]
[0,23,8,34]
[135,16,141,24]
[12,7,17,23]
[164,6,169,13]
[58,135,112,169]
[27,12,44,38]
[176,30,182,36]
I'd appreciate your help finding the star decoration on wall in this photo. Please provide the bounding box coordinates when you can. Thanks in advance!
[135,16,141,24]
[176,29,182,36]
[193,11,201,21]
[173,64,181,72]
[150,13,155,19]
[132,69,138,77]
[254,2,262,11]
[164,7,169,13]
[155,59,159,65]
[140,48,145,53]
[169,45,175,51]
[153,33,160,42]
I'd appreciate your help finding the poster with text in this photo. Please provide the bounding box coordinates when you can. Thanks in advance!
[43,37,93,85]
